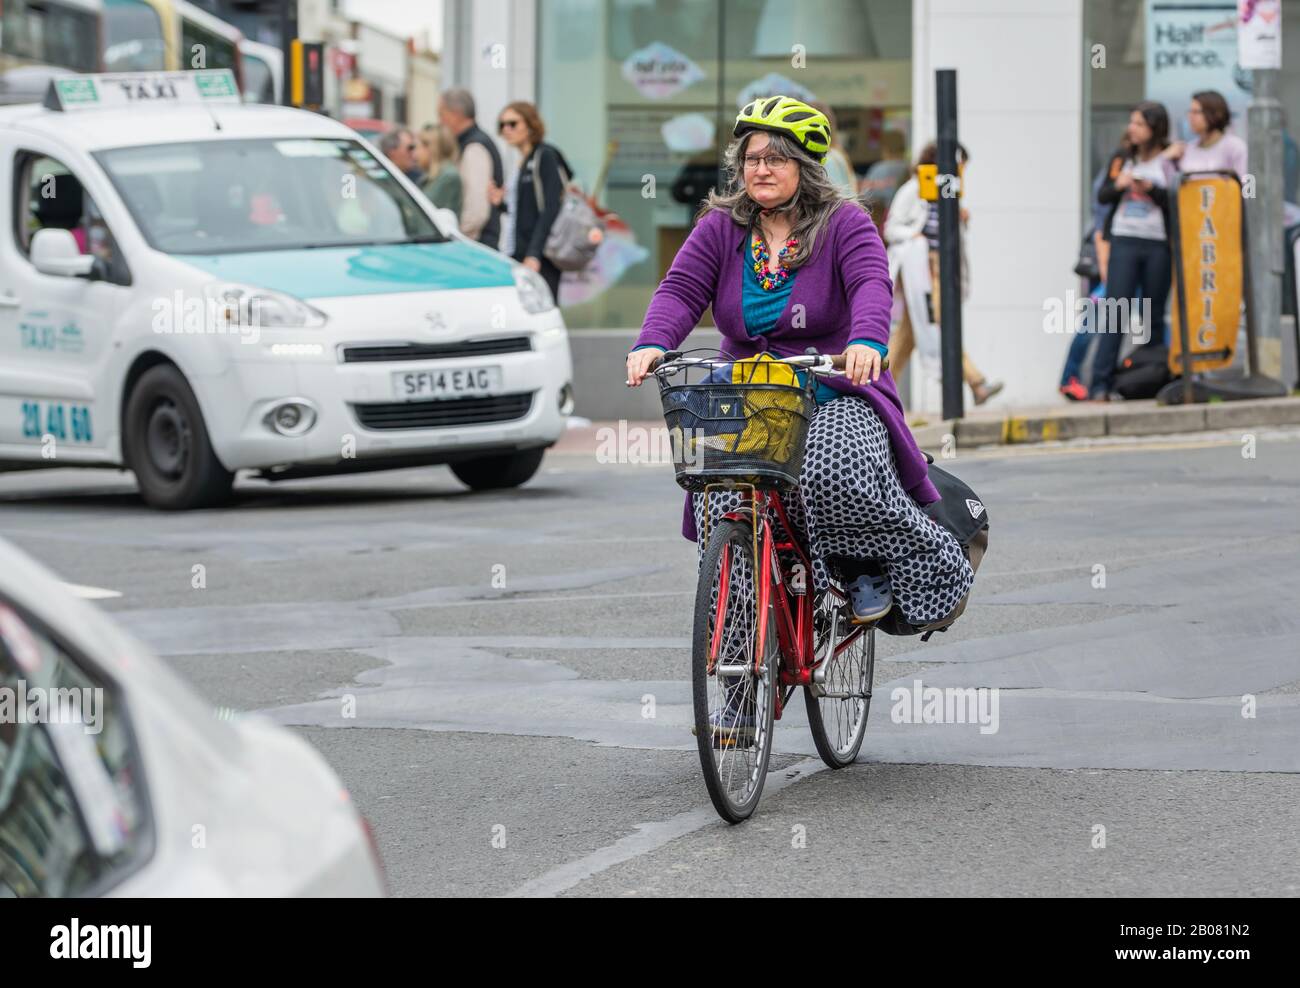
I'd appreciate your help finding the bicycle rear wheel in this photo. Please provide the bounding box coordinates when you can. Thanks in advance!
[804,585,874,768]
[692,517,778,823]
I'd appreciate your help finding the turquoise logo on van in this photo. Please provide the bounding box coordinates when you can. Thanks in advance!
[181,241,516,299]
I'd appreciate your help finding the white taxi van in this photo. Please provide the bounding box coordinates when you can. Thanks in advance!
[0,70,573,508]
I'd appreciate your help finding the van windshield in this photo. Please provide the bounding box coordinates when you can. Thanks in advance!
[94,138,443,255]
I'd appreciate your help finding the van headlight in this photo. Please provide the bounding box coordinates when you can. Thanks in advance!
[514,266,555,314]
[204,283,328,329]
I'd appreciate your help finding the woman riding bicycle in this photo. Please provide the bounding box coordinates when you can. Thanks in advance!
[627,96,973,628]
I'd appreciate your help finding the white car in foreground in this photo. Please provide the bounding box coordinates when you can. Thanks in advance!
[0,537,385,896]
[0,69,573,508]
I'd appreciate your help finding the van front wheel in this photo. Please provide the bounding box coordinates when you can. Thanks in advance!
[449,448,545,491]
[124,365,233,510]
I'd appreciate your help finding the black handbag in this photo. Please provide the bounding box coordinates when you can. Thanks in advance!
[1113,345,1173,399]
[1073,231,1100,280]
[877,461,988,638]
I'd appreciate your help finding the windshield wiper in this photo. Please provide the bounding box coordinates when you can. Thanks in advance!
[298,240,384,250]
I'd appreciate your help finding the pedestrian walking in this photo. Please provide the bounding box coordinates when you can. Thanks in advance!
[1087,101,1174,400]
[438,88,505,247]
[494,101,571,303]
[416,123,464,219]
[860,130,909,227]
[883,141,1002,406]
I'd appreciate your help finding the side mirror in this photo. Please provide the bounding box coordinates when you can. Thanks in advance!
[31,228,95,278]
[432,207,459,236]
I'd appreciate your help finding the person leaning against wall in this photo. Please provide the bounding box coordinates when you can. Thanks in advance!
[1162,89,1248,179]
[1059,157,1116,401]
[1087,100,1175,401]
[883,141,1002,406]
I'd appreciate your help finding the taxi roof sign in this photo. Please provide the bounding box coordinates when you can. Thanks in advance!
[44,70,241,112]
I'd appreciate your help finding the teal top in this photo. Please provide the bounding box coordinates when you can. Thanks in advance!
[740,252,886,403]
[741,256,796,338]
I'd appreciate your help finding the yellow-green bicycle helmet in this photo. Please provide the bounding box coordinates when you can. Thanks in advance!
[733,96,831,164]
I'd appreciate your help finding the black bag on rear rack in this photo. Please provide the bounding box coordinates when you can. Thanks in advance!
[877,460,989,638]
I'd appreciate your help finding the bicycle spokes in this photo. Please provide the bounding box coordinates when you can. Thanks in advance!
[805,588,873,766]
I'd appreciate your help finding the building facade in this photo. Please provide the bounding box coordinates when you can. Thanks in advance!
[444,0,1299,410]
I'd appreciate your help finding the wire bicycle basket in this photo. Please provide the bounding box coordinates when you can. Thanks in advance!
[653,352,817,492]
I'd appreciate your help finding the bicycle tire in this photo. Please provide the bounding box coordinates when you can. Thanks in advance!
[804,585,874,768]
[692,518,778,823]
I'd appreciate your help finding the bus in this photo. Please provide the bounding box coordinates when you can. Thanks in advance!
[0,0,247,100]
[237,36,279,105]
[1,1,166,78]
[170,0,240,78]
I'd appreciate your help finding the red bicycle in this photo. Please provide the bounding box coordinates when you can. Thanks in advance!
[652,351,876,823]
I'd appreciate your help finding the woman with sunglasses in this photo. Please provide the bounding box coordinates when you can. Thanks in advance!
[626,96,975,631]
[493,101,570,302]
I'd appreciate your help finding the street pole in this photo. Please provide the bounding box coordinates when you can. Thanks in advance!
[1245,67,1283,377]
[936,69,963,421]
[279,0,297,107]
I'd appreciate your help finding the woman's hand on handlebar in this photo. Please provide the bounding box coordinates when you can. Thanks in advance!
[626,347,665,387]
[842,343,883,386]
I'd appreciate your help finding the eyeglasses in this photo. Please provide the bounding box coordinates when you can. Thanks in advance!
[742,153,792,171]
[498,119,523,133]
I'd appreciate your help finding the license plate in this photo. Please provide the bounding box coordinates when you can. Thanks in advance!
[394,366,503,401]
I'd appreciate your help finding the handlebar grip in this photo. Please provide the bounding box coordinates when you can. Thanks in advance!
[647,350,679,372]
[828,353,890,371]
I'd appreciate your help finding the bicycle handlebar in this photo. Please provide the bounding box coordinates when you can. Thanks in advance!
[647,351,888,375]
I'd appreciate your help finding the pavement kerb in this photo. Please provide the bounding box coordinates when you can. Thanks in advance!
[551,397,1300,458]
[903,396,1300,451]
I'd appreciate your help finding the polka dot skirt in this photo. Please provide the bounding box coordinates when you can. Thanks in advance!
[693,396,975,626]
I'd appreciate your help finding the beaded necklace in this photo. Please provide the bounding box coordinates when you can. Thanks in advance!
[750,230,799,291]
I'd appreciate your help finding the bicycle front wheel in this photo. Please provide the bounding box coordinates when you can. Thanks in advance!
[692,518,778,824]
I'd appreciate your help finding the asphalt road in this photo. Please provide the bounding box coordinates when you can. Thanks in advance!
[2,425,1298,897]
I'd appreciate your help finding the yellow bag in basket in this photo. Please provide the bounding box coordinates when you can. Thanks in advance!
[730,355,803,460]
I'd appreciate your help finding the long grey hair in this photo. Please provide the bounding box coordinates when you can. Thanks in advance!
[699,130,864,269]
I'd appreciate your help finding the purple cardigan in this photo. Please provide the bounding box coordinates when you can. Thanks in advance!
[634,203,941,541]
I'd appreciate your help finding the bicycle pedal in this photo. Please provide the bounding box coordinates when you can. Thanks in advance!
[848,612,885,626]
[693,724,755,749]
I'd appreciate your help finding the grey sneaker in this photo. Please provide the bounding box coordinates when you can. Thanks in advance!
[848,571,893,624]
[708,696,756,748]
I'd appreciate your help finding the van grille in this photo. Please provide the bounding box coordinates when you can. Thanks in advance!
[341,337,532,362]
[351,393,533,430]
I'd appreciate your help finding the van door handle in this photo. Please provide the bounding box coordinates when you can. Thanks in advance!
[0,292,19,308]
